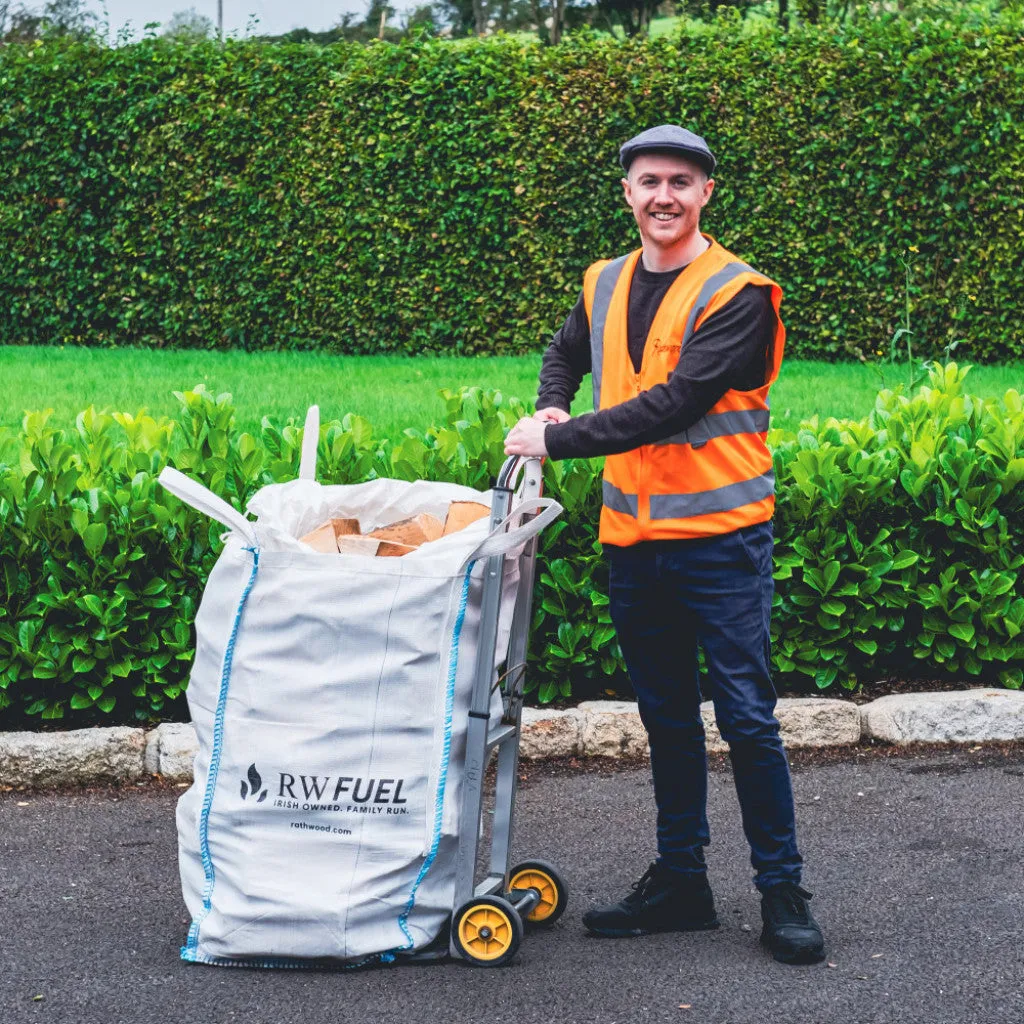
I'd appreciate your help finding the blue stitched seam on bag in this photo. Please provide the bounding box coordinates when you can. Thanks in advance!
[182,546,261,961]
[391,562,476,952]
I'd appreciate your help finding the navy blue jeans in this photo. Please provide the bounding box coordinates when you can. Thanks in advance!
[606,521,802,891]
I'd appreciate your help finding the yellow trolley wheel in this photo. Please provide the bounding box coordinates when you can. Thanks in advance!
[451,895,523,967]
[509,859,569,927]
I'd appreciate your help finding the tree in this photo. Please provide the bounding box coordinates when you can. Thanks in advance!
[1,0,95,41]
[3,1,40,42]
[594,0,661,36]
[528,0,567,43]
[526,0,595,44]
[365,0,397,38]
[433,0,481,36]
[401,4,442,34]
[161,7,214,41]
[39,0,95,37]
[256,16,358,44]
[434,0,549,38]
[673,0,760,23]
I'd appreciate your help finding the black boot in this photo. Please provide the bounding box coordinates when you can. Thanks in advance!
[760,882,826,964]
[582,862,719,937]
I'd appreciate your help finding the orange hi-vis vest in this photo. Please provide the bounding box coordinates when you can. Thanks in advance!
[582,237,785,546]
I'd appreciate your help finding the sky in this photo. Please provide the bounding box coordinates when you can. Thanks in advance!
[81,1,404,42]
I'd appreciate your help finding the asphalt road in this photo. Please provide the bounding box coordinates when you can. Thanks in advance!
[2,743,1022,1024]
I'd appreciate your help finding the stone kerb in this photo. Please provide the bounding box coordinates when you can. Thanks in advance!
[519,707,582,759]
[577,700,651,757]
[861,690,1024,744]
[0,727,146,787]
[144,722,199,782]
[2,690,1023,788]
[575,697,862,758]
[775,697,863,747]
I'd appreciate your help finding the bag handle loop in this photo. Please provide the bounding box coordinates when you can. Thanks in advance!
[157,467,259,548]
[298,405,319,481]
[460,497,562,569]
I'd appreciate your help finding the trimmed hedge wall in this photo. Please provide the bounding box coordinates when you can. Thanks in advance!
[0,365,1021,727]
[2,16,1023,360]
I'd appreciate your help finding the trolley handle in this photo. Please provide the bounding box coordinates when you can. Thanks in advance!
[497,455,542,494]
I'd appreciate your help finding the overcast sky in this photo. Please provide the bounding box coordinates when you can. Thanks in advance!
[83,1,403,42]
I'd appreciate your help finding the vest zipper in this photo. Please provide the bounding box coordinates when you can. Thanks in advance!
[634,369,645,534]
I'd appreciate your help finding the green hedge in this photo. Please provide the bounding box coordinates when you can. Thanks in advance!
[2,16,1023,360]
[0,363,1021,727]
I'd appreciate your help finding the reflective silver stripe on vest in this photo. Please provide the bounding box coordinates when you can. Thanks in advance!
[590,255,630,411]
[680,261,754,348]
[655,408,770,448]
[648,471,775,520]
[602,480,639,518]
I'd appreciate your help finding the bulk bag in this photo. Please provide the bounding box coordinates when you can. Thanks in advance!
[159,431,559,968]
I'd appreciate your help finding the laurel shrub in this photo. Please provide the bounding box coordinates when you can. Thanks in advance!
[0,363,1020,725]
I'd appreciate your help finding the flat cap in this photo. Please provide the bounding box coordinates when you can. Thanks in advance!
[619,125,716,176]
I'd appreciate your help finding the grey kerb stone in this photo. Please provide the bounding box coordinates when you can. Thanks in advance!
[861,689,1024,744]
[574,697,862,758]
[0,727,146,787]
[144,722,199,782]
[519,707,581,759]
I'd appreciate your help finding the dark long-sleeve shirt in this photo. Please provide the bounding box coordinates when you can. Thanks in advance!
[538,259,777,461]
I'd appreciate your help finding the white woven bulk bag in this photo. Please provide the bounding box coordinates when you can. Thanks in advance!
[159,415,559,968]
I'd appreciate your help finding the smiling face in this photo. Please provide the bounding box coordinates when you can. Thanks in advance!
[622,152,715,270]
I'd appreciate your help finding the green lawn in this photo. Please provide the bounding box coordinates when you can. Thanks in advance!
[1,345,1020,441]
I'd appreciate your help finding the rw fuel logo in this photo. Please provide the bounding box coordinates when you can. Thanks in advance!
[239,764,268,803]
[234,761,412,836]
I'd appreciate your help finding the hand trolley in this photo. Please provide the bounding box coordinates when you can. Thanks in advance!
[448,455,569,966]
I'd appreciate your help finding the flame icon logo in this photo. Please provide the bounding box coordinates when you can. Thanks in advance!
[240,764,268,803]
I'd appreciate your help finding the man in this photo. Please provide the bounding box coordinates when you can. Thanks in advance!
[504,125,826,965]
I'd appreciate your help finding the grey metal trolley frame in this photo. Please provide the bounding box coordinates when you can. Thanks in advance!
[447,455,569,966]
